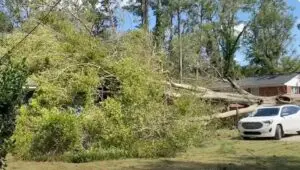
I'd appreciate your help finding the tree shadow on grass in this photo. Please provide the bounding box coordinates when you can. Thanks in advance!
[130,156,300,170]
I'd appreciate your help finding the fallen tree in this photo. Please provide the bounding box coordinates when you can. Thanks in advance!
[167,81,275,104]
[166,80,299,119]
[214,104,259,118]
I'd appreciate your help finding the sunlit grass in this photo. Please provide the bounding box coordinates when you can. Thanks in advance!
[7,129,300,170]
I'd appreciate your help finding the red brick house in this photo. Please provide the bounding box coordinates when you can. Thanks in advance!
[212,73,300,96]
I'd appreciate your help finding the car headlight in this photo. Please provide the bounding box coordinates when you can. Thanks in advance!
[263,120,273,126]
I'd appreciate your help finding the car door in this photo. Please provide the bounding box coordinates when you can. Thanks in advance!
[280,106,295,133]
[291,106,300,132]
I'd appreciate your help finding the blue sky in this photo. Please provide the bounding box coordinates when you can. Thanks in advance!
[288,0,300,56]
[117,0,300,65]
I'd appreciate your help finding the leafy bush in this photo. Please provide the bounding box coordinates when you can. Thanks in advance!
[12,108,80,160]
[30,110,79,157]
[0,59,28,168]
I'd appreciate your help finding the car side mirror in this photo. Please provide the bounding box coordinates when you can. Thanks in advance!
[281,112,289,117]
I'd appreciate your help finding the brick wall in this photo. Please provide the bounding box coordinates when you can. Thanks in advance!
[286,86,292,94]
[258,86,287,96]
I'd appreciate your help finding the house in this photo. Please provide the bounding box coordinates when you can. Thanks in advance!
[212,72,300,96]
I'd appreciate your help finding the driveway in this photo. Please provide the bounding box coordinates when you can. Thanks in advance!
[282,135,300,142]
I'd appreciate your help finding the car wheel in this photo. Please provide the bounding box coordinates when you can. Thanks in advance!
[274,125,282,140]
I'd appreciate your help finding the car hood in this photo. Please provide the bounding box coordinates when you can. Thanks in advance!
[240,116,278,122]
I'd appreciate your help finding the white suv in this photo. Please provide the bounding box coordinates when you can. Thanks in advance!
[238,105,300,140]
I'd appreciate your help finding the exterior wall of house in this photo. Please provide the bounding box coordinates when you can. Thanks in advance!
[258,86,287,96]
[284,75,300,86]
[245,88,260,95]
[287,86,292,94]
[285,75,300,94]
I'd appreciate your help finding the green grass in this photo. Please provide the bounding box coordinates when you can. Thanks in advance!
[7,129,300,170]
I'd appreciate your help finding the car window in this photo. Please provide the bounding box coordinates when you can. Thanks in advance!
[281,106,300,116]
[290,106,300,114]
[254,108,279,117]
[281,107,291,116]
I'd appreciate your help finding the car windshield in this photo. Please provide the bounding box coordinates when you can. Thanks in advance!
[253,108,279,117]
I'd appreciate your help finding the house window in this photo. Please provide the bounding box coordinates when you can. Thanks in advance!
[292,87,300,94]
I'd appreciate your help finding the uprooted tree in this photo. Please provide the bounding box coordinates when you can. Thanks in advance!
[166,77,299,119]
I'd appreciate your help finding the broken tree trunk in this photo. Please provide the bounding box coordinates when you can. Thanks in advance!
[226,77,254,96]
[214,104,259,118]
[166,91,260,105]
[167,82,271,104]
[166,81,297,119]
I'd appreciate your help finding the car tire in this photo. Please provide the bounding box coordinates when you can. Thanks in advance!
[274,125,282,140]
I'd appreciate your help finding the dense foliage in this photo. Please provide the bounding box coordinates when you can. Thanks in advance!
[0,58,27,168]
[0,15,215,162]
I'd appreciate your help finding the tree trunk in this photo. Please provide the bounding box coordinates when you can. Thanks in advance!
[171,81,284,103]
[154,0,165,49]
[168,13,174,56]
[177,9,183,83]
[165,80,300,119]
[166,82,263,104]
[215,104,259,118]
[109,2,116,33]
[196,5,204,80]
[142,0,149,31]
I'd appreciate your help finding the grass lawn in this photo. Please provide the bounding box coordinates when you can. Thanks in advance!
[7,129,300,170]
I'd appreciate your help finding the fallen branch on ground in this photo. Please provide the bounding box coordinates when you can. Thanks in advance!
[214,104,259,118]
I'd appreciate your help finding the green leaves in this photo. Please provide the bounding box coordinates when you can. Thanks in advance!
[0,12,13,33]
[245,0,294,75]
[0,57,28,169]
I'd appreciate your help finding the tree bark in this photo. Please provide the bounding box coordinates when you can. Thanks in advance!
[167,81,263,103]
[177,9,183,83]
[165,80,299,119]
[154,0,163,48]
[215,104,259,118]
[167,81,294,103]
[142,0,149,31]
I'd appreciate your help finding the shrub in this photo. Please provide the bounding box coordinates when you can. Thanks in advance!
[0,59,28,168]
[30,109,79,157]
[12,108,80,160]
